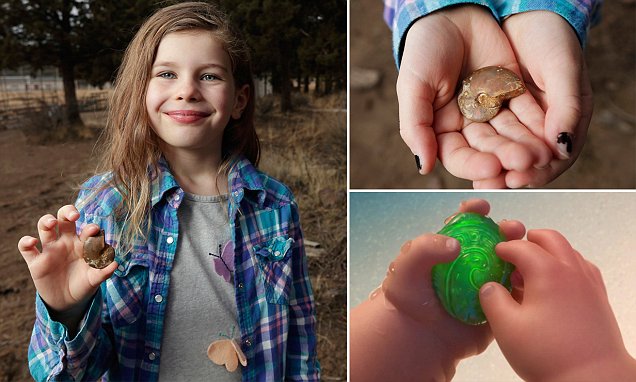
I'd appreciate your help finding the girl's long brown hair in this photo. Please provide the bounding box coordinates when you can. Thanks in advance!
[91,2,259,248]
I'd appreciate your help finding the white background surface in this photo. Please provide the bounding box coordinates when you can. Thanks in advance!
[349,192,636,381]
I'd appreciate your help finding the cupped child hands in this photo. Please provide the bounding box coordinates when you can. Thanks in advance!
[398,5,551,188]
[17,205,118,326]
[350,199,526,381]
[480,229,636,381]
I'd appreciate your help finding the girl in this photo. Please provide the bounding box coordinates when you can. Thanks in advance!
[19,2,320,381]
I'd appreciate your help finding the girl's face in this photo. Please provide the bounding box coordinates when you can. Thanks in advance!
[146,31,248,156]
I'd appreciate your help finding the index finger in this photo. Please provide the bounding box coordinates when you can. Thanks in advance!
[495,239,554,284]
[57,204,80,235]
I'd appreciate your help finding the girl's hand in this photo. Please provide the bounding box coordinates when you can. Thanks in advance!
[480,230,636,380]
[492,11,593,188]
[18,205,118,314]
[398,5,551,185]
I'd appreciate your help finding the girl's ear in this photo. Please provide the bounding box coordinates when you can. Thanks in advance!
[232,84,250,119]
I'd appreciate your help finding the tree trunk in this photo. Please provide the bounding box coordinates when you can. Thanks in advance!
[324,74,333,95]
[60,60,81,126]
[59,0,82,131]
[279,49,292,113]
[314,72,321,95]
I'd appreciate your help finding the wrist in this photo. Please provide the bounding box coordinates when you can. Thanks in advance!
[45,294,95,338]
[547,352,636,382]
[351,293,459,381]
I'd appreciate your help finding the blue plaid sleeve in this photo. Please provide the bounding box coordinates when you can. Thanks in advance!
[28,289,113,381]
[384,0,602,67]
[27,175,117,381]
[284,200,320,381]
[495,0,603,46]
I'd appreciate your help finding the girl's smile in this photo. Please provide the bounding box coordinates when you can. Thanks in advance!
[146,30,248,153]
[164,109,213,124]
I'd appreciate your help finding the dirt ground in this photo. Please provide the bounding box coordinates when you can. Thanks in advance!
[351,1,636,189]
[0,101,346,380]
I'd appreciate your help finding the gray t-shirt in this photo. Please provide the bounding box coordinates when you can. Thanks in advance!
[158,193,241,382]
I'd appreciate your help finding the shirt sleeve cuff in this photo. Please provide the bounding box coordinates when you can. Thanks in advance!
[391,0,498,68]
[35,290,103,378]
[496,0,603,47]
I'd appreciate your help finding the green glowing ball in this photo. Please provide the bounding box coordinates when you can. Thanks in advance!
[431,212,513,325]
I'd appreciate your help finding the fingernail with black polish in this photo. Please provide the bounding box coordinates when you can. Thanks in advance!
[414,155,422,172]
[556,132,573,159]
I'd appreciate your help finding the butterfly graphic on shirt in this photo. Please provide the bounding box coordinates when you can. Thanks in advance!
[207,326,247,372]
[209,240,235,284]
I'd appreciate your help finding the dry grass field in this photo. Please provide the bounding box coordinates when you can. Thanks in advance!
[0,92,346,381]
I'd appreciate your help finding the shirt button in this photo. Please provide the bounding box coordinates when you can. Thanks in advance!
[166,236,174,244]
[154,295,163,303]
[148,352,157,361]
[238,283,244,289]
[244,339,251,347]
[118,265,125,272]
[174,194,180,201]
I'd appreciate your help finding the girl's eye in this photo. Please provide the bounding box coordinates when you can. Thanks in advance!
[158,72,176,79]
[201,74,220,81]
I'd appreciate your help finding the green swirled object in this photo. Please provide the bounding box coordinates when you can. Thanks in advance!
[431,212,514,325]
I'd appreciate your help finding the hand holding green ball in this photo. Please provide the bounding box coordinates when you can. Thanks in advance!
[432,212,514,325]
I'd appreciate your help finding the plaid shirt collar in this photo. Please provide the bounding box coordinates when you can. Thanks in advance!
[148,155,268,211]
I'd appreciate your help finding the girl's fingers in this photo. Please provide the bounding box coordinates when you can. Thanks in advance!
[57,205,80,235]
[437,131,502,180]
[397,70,438,175]
[506,92,547,140]
[382,234,461,322]
[37,214,59,245]
[462,123,534,172]
[488,109,552,169]
[457,199,490,215]
[451,200,525,240]
[498,219,526,241]
[495,239,553,284]
[87,261,119,288]
[18,236,41,263]
[473,174,508,189]
[79,224,102,242]
[526,229,577,265]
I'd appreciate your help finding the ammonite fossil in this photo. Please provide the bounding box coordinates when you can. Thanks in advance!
[431,212,513,325]
[83,229,115,269]
[458,66,525,122]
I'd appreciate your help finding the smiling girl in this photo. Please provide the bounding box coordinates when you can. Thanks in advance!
[19,2,319,381]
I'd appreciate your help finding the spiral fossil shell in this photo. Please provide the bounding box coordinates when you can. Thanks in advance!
[83,229,115,269]
[457,66,525,122]
[431,213,514,325]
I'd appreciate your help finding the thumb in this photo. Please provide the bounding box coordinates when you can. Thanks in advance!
[397,69,438,175]
[479,281,519,333]
[87,261,118,288]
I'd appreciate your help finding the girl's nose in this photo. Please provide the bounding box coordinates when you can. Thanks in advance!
[176,78,201,101]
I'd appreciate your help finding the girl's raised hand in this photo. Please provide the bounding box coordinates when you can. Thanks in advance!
[18,205,118,314]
